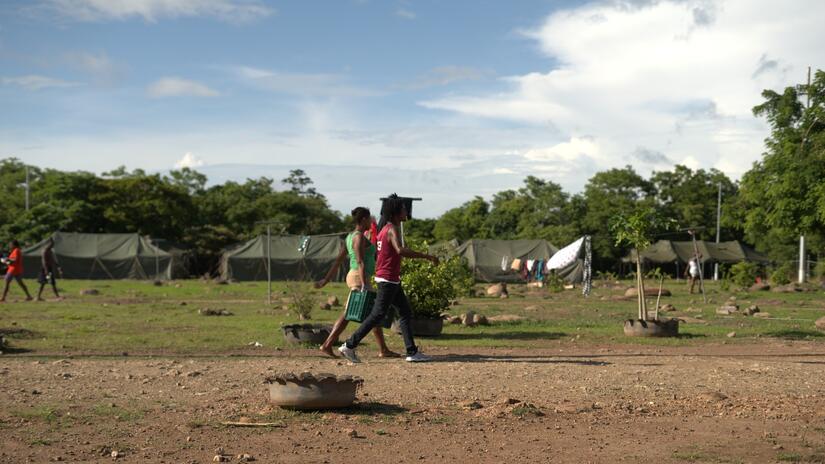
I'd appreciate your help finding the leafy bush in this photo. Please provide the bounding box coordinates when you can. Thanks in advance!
[814,260,825,280]
[401,241,472,318]
[595,270,618,282]
[770,262,794,286]
[545,271,564,293]
[645,267,668,281]
[284,282,317,320]
[729,262,758,288]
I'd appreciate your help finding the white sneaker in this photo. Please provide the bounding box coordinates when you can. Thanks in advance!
[338,344,361,363]
[405,351,431,363]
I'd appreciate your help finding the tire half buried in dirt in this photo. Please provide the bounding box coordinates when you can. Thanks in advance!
[266,372,363,409]
[282,324,335,345]
[623,318,679,337]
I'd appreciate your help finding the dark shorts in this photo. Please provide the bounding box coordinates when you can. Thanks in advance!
[38,269,56,285]
[4,273,22,283]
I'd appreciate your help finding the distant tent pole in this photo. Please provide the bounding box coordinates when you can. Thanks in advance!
[267,224,272,305]
[714,182,721,281]
[155,240,159,280]
[25,166,30,212]
[799,66,812,284]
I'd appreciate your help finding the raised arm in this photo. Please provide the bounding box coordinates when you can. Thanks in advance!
[387,225,439,265]
[315,240,348,288]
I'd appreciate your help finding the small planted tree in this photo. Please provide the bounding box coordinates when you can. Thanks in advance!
[284,281,317,320]
[609,208,675,322]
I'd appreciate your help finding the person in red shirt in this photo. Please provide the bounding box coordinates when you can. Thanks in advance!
[339,194,439,363]
[1,239,33,302]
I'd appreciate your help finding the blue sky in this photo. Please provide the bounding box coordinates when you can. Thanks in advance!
[1,0,822,217]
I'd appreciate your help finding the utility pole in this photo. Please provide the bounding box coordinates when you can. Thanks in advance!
[799,66,811,284]
[25,166,30,211]
[714,182,721,281]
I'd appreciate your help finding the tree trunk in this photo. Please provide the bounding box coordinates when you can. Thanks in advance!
[636,257,647,321]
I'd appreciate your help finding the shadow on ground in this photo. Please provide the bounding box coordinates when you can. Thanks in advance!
[766,330,824,340]
[338,402,408,416]
[430,353,611,366]
[435,331,567,341]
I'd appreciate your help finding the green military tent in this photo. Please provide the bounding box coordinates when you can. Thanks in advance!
[625,240,770,265]
[22,232,173,280]
[220,233,347,281]
[151,238,194,279]
[455,239,559,283]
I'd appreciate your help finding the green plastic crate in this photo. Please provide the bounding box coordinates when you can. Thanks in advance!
[345,290,376,322]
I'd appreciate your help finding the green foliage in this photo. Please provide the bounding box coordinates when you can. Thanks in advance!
[545,271,564,293]
[404,218,437,242]
[609,207,675,251]
[401,241,471,318]
[814,260,825,280]
[770,262,794,285]
[284,282,317,320]
[729,262,758,288]
[433,196,489,242]
[737,70,825,254]
[645,267,668,281]
[651,165,739,242]
[584,166,655,266]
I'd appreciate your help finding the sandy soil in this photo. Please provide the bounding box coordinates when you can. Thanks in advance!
[2,342,825,463]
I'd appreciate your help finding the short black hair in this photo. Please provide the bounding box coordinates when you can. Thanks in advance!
[351,206,370,223]
[10,239,19,248]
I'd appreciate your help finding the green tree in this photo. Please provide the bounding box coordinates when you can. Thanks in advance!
[433,196,489,241]
[650,165,738,241]
[737,69,825,260]
[281,169,323,199]
[582,166,654,268]
[610,207,676,321]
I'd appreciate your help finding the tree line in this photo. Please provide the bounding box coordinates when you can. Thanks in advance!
[2,71,822,275]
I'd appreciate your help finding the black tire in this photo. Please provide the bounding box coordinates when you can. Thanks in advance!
[623,318,679,337]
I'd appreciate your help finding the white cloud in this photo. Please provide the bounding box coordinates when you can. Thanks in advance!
[1,74,80,90]
[493,167,515,175]
[147,77,219,98]
[395,8,416,20]
[234,66,383,98]
[64,51,122,83]
[175,152,205,169]
[420,0,825,180]
[405,66,490,89]
[43,0,274,23]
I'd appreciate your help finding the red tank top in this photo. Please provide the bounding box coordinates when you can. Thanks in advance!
[375,224,401,282]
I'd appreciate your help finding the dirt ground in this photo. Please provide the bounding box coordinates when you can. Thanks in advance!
[2,342,825,463]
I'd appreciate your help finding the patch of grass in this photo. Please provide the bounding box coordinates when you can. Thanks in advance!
[90,403,145,422]
[0,279,823,354]
[12,406,60,424]
[29,438,52,446]
[671,449,743,463]
[777,453,802,462]
[427,415,455,425]
[374,429,388,436]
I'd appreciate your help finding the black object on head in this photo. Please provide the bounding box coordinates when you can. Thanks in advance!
[10,239,19,248]
[351,206,370,223]
[378,193,415,231]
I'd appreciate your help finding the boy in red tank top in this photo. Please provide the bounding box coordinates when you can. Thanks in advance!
[340,195,439,363]
[1,239,33,302]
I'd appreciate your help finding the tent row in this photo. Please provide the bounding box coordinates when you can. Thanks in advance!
[11,232,770,282]
[22,232,175,280]
[624,240,770,265]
